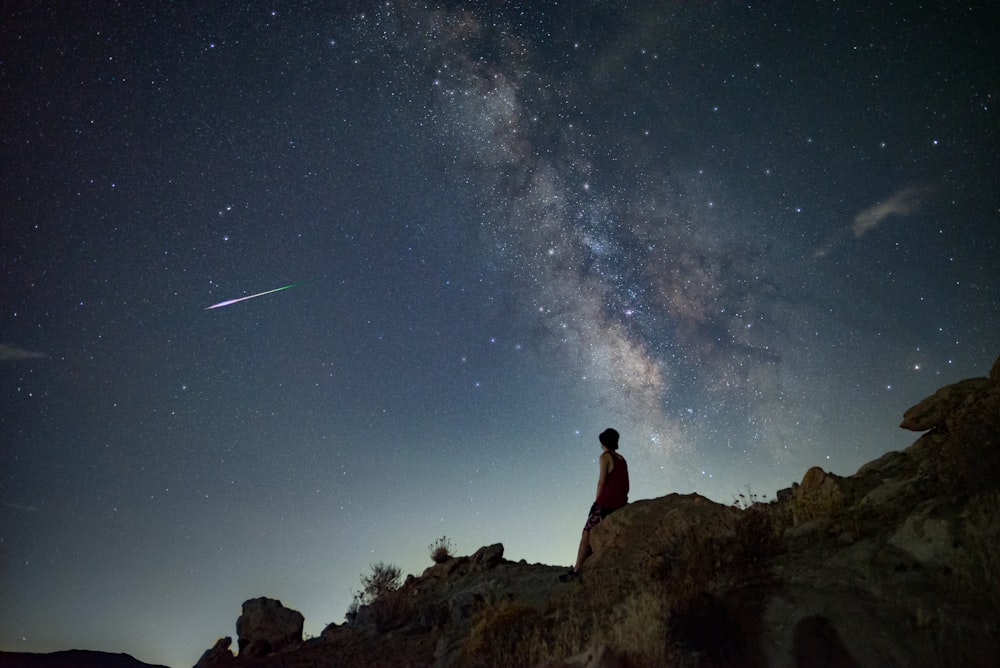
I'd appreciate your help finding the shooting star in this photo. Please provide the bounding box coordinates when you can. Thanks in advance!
[204,282,305,310]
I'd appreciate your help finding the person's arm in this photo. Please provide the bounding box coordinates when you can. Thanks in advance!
[595,452,612,500]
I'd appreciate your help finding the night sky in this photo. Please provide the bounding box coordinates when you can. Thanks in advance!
[2,2,997,666]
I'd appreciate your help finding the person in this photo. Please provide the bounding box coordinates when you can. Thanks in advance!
[559,428,629,581]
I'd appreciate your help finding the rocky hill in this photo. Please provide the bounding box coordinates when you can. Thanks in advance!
[0,650,170,668]
[194,356,1000,668]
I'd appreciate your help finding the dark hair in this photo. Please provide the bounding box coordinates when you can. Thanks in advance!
[599,428,620,450]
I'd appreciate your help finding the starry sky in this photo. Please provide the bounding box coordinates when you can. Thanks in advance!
[1,2,997,666]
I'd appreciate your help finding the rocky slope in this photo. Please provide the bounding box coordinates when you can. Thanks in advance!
[194,356,1000,668]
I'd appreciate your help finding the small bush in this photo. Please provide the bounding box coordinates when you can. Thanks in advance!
[345,596,360,624]
[734,501,783,570]
[606,583,672,666]
[428,536,454,564]
[360,561,401,602]
[349,561,411,632]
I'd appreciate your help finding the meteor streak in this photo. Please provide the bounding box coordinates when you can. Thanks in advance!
[204,282,304,310]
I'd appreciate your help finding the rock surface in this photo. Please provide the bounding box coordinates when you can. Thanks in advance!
[899,377,990,431]
[236,598,304,658]
[191,355,1000,667]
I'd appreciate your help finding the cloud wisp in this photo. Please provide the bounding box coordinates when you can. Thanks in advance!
[813,186,925,258]
[852,186,923,238]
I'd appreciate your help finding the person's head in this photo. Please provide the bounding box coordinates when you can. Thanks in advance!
[599,428,619,451]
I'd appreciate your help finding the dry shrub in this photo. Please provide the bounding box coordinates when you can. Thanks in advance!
[351,562,413,633]
[360,561,401,601]
[733,486,765,509]
[464,600,548,667]
[428,536,454,564]
[660,506,778,601]
[733,502,784,575]
[461,583,672,668]
[546,579,673,668]
[601,583,672,667]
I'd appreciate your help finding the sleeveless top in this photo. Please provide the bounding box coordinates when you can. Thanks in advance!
[596,453,629,509]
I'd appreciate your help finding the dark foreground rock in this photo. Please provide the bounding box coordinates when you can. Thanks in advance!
[194,355,1000,667]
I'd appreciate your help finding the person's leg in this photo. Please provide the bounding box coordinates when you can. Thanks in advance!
[573,529,591,572]
[562,504,601,580]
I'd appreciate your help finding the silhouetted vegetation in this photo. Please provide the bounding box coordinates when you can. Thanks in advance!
[428,535,454,564]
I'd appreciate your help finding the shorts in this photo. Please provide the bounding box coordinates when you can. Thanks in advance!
[583,503,617,531]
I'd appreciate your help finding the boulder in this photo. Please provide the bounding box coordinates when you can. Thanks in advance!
[235,597,304,658]
[586,493,741,575]
[900,377,989,431]
[791,466,845,524]
[469,543,504,571]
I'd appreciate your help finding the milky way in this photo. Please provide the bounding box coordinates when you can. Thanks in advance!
[354,4,801,478]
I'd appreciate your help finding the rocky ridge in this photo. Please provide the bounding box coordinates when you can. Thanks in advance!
[195,356,1000,668]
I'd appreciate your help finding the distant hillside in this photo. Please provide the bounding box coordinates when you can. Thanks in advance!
[0,650,169,668]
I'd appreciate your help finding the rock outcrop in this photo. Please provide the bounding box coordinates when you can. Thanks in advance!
[237,598,304,658]
[192,355,1000,667]
[193,637,235,668]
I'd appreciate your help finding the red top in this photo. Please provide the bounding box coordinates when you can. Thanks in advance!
[596,453,629,509]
